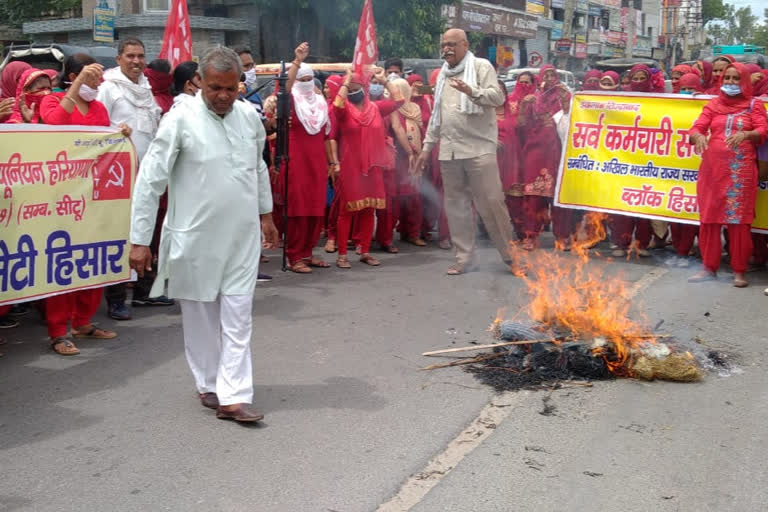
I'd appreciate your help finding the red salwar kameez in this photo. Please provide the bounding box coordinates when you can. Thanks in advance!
[513,66,575,246]
[283,79,330,267]
[39,92,111,339]
[689,63,768,275]
[333,83,402,259]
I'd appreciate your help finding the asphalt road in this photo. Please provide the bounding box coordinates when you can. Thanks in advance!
[1,238,766,512]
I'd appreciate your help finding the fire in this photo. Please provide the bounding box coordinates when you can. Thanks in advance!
[505,212,655,375]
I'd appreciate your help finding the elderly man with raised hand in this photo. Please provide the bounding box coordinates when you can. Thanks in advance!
[129,46,279,424]
[416,29,516,276]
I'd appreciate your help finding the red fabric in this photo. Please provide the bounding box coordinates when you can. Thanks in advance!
[497,102,519,192]
[412,95,432,127]
[375,168,397,246]
[6,69,51,124]
[610,215,651,249]
[690,70,767,225]
[326,188,340,241]
[286,103,327,217]
[0,306,10,317]
[695,60,714,92]
[600,71,619,91]
[628,64,664,93]
[334,96,400,212]
[40,92,110,126]
[678,73,702,92]
[0,61,31,100]
[671,64,693,93]
[506,196,549,240]
[670,223,698,256]
[326,75,344,106]
[352,0,378,77]
[551,206,578,240]
[707,63,754,114]
[397,194,423,240]
[45,289,103,338]
[144,69,174,114]
[700,223,751,273]
[429,69,440,87]
[338,207,375,255]
[157,0,192,68]
[285,216,324,263]
[745,65,768,97]
[581,70,602,91]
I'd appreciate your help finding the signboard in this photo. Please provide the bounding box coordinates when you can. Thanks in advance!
[556,92,768,233]
[556,38,572,53]
[551,20,564,40]
[551,0,564,8]
[0,125,137,306]
[92,8,115,44]
[575,33,587,44]
[602,0,621,6]
[526,0,547,16]
[528,51,544,67]
[575,0,589,12]
[497,45,516,68]
[443,2,538,39]
[588,4,602,16]
[574,42,588,58]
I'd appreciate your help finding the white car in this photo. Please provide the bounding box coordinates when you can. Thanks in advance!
[502,67,577,94]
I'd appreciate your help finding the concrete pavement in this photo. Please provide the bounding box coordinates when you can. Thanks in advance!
[0,240,766,512]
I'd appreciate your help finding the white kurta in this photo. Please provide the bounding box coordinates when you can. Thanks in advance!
[130,95,273,301]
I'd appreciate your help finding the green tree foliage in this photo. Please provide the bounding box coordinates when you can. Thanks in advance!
[750,9,768,49]
[701,0,727,26]
[251,0,451,59]
[0,0,80,27]
[708,4,758,45]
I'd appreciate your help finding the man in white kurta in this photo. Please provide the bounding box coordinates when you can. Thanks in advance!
[130,47,278,423]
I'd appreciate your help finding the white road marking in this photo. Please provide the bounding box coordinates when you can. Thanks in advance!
[376,267,669,511]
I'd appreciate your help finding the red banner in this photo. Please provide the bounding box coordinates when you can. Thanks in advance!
[352,0,378,78]
[157,0,192,69]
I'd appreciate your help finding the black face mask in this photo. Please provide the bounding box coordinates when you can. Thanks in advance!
[348,89,365,104]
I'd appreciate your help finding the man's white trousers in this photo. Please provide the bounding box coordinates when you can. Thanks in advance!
[179,295,253,406]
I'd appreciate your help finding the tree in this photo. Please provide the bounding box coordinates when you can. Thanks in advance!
[0,0,80,27]
[249,0,451,60]
[750,8,768,49]
[702,0,727,26]
[708,4,758,45]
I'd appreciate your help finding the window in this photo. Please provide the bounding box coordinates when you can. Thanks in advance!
[144,0,169,12]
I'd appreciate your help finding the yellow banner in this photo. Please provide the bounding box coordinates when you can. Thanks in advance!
[555,92,768,232]
[0,125,137,306]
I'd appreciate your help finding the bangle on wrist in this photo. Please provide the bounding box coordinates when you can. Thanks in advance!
[61,95,75,104]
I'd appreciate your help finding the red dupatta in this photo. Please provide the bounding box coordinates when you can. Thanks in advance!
[6,69,51,124]
[341,72,387,173]
[581,69,602,91]
[533,65,567,116]
[707,63,754,115]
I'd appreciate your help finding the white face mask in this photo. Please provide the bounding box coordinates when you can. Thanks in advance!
[295,79,315,94]
[244,69,257,88]
[79,83,99,102]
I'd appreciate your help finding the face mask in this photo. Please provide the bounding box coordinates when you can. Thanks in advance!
[244,69,257,88]
[24,89,50,108]
[721,84,741,96]
[295,79,315,94]
[348,89,365,104]
[78,83,99,102]
[368,83,384,99]
[387,73,400,82]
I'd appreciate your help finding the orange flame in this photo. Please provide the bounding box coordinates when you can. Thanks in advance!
[506,212,654,375]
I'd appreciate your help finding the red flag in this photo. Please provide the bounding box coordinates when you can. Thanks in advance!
[157,0,192,69]
[352,0,378,79]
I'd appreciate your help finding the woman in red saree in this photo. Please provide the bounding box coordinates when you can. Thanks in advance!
[688,63,768,287]
[38,54,124,354]
[599,71,620,91]
[332,69,403,268]
[516,65,573,250]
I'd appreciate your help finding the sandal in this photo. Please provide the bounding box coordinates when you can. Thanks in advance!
[406,237,427,247]
[72,325,117,340]
[51,337,80,356]
[360,253,381,266]
[336,256,352,269]
[688,270,716,283]
[355,245,362,255]
[324,239,337,253]
[446,263,466,276]
[733,273,748,288]
[303,257,330,268]
[439,239,452,250]
[381,245,400,254]
[288,261,313,273]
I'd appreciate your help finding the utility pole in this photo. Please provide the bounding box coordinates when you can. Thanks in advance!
[561,0,575,70]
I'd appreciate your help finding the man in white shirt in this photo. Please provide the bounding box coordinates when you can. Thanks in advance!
[97,38,166,319]
[129,46,279,423]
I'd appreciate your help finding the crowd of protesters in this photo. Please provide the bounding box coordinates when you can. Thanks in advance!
[1,33,767,361]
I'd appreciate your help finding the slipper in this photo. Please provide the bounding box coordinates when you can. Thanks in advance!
[336,256,352,269]
[446,263,466,276]
[324,240,337,253]
[381,245,399,254]
[406,238,427,247]
[72,326,117,340]
[303,258,330,268]
[733,278,749,288]
[51,337,80,356]
[288,261,313,273]
[360,254,380,266]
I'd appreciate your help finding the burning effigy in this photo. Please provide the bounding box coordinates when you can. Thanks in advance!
[422,213,729,391]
